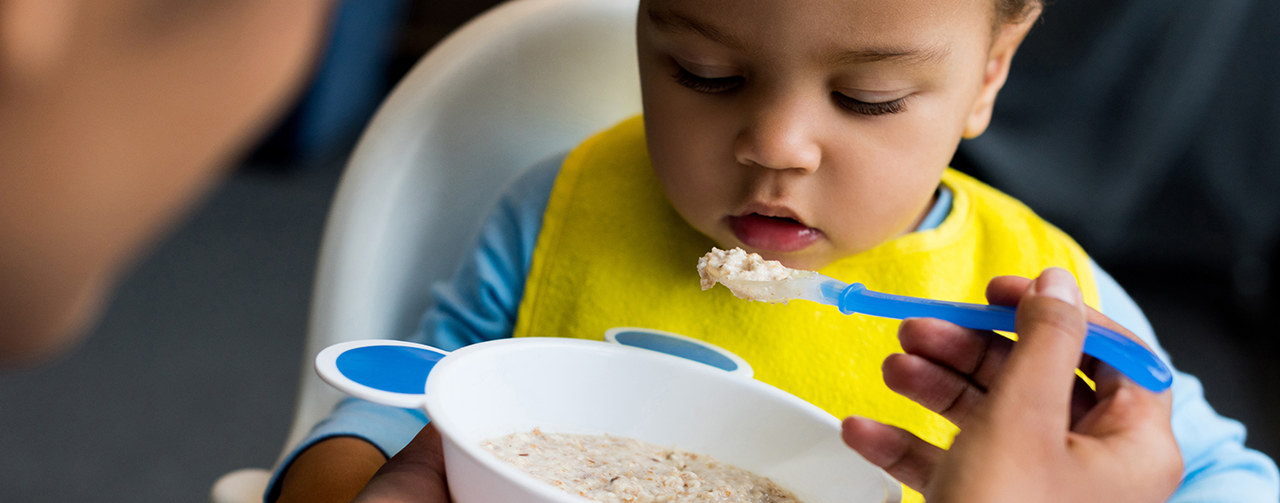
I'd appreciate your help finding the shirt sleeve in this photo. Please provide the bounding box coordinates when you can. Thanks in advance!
[1093,262,1280,501]
[264,154,562,501]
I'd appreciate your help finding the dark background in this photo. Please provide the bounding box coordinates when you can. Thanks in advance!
[1,1,1275,501]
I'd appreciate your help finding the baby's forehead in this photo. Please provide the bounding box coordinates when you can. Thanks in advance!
[642,0,998,38]
[642,0,992,64]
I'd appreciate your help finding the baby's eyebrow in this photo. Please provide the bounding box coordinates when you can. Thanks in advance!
[829,45,951,66]
[645,8,744,49]
[646,7,949,68]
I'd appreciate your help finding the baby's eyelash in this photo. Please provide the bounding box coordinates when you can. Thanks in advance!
[672,67,742,93]
[832,92,908,116]
[670,66,906,116]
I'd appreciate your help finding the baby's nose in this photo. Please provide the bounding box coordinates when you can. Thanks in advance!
[733,99,822,173]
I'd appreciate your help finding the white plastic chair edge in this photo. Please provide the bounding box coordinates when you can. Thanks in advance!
[209,0,641,501]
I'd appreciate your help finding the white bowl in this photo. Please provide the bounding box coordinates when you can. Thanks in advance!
[422,337,902,503]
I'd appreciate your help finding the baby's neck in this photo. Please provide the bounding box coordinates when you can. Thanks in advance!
[907,185,952,234]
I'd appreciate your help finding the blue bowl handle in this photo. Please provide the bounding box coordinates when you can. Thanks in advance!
[315,340,450,409]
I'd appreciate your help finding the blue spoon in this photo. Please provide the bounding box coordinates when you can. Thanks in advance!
[711,272,1173,392]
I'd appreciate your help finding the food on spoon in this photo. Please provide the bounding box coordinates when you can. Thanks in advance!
[697,247,796,289]
[697,247,809,303]
[482,428,802,503]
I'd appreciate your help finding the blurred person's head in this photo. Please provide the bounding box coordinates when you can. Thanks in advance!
[0,0,335,364]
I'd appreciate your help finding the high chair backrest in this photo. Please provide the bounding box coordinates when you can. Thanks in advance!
[213,1,641,499]
[285,0,642,454]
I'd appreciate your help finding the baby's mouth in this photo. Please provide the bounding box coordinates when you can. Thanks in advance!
[727,213,823,253]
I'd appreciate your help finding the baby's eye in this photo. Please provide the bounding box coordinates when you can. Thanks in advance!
[832,92,908,116]
[672,66,742,93]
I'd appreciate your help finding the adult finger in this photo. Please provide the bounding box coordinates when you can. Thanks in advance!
[881,352,987,427]
[841,416,944,491]
[1070,318,1174,437]
[890,274,1032,395]
[984,275,1033,307]
[883,347,1097,430]
[897,316,1015,390]
[354,424,452,503]
[1073,308,1158,397]
[1068,380,1182,503]
[987,274,1116,425]
[983,267,1088,434]
[994,274,1156,388]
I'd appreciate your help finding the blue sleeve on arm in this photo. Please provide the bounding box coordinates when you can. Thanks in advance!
[1093,262,1279,502]
[264,155,560,501]
[419,155,559,351]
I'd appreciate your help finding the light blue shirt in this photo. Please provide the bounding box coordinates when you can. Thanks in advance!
[267,156,1279,501]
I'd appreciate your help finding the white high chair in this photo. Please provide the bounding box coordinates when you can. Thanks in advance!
[209,0,641,500]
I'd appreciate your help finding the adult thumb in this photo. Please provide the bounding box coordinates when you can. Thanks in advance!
[984,267,1089,433]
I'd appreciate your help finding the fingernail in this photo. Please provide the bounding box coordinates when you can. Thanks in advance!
[1034,267,1081,305]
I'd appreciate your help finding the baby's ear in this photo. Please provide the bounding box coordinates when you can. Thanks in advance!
[0,0,78,85]
[962,13,1041,139]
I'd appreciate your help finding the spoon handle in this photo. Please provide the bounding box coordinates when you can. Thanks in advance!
[838,284,1173,392]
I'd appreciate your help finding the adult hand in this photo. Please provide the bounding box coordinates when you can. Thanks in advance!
[842,267,1183,502]
[352,423,453,503]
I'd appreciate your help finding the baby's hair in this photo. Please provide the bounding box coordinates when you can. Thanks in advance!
[995,0,1044,24]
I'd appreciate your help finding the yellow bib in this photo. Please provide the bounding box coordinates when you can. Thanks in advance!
[514,116,1099,502]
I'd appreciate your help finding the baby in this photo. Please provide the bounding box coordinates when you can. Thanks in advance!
[270,0,1278,501]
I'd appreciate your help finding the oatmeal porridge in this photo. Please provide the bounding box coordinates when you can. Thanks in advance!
[697,247,797,291]
[481,429,802,503]
[698,247,811,303]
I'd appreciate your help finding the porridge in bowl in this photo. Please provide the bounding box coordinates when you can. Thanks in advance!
[482,429,802,503]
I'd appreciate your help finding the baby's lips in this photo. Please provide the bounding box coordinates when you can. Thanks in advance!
[735,202,808,226]
[728,214,823,253]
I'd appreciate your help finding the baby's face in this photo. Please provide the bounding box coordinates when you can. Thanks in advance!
[638,0,1025,270]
